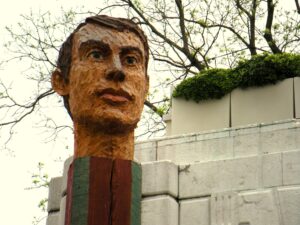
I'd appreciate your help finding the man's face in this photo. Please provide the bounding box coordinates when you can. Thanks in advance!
[66,23,148,132]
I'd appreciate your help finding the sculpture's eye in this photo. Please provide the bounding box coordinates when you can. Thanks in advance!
[125,56,137,65]
[88,51,104,60]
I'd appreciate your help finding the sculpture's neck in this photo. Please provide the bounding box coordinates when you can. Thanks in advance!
[73,122,135,160]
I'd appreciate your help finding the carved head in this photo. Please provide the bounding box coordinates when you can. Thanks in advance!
[52,15,149,133]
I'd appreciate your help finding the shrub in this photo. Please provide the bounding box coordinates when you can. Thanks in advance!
[173,69,233,102]
[233,53,300,88]
[173,53,300,102]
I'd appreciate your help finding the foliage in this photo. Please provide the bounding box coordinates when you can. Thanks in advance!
[173,53,300,102]
[173,69,233,102]
[26,162,50,211]
[234,53,300,87]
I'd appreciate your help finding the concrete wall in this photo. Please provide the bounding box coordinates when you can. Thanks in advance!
[295,77,300,119]
[169,78,299,135]
[172,94,230,135]
[135,119,300,165]
[46,119,300,225]
[231,78,294,126]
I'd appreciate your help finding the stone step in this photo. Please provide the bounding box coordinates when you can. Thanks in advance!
[51,150,300,209]
[135,119,300,165]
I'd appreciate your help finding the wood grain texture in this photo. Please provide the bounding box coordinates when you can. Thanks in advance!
[66,23,148,160]
[88,157,113,225]
[111,159,132,225]
[65,162,74,225]
[71,157,90,225]
[64,157,142,225]
[131,162,142,225]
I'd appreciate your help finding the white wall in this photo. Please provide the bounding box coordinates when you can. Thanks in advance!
[47,119,300,225]
[172,94,230,135]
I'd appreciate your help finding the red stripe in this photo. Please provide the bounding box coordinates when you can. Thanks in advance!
[111,159,132,225]
[64,162,74,225]
[88,157,113,225]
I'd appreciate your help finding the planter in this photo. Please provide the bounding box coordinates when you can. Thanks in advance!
[231,78,294,127]
[295,77,300,119]
[171,94,230,135]
[163,113,172,136]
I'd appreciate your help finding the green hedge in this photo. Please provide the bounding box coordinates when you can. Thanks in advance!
[173,53,300,102]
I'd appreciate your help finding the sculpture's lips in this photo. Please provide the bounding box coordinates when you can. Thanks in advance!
[95,88,133,103]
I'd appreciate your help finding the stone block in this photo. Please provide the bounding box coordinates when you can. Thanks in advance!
[230,157,259,191]
[296,126,300,149]
[180,198,209,225]
[237,190,280,225]
[157,141,197,164]
[230,124,260,136]
[171,95,230,135]
[195,137,234,162]
[142,195,178,225]
[47,177,63,212]
[157,136,234,164]
[260,119,296,132]
[179,157,259,199]
[46,212,60,225]
[283,150,300,185]
[196,129,230,141]
[134,141,157,162]
[58,196,66,225]
[179,161,219,198]
[157,134,196,147]
[142,161,178,197]
[211,192,239,225]
[233,133,260,157]
[61,156,73,197]
[261,129,298,154]
[231,78,294,127]
[278,186,300,225]
[295,77,300,119]
[262,153,282,187]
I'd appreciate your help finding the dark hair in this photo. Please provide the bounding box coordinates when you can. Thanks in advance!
[56,15,149,117]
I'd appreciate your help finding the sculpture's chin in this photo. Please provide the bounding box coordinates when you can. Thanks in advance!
[75,114,139,134]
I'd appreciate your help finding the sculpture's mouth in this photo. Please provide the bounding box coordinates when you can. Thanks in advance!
[94,88,133,104]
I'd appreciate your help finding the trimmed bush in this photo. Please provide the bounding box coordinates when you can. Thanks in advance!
[173,53,300,102]
[233,53,300,88]
[173,69,234,102]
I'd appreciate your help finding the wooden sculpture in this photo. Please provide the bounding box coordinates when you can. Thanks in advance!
[51,15,149,225]
[51,15,149,160]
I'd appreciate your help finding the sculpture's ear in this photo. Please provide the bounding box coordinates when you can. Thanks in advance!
[51,69,69,96]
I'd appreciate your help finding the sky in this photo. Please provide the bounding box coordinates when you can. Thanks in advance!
[0,1,114,225]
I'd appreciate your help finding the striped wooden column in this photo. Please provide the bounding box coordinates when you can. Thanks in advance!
[64,157,141,225]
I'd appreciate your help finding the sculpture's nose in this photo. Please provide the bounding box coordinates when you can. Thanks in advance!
[106,56,125,82]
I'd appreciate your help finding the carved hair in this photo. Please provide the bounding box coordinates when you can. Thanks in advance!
[56,15,149,117]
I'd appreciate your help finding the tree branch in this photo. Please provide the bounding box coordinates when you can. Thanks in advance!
[235,0,257,55]
[263,0,282,53]
[0,89,54,126]
[175,0,189,51]
[186,18,251,50]
[122,0,204,71]
[144,100,163,118]
[295,0,300,14]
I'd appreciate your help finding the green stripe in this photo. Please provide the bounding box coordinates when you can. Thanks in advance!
[71,157,90,225]
[130,161,142,225]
